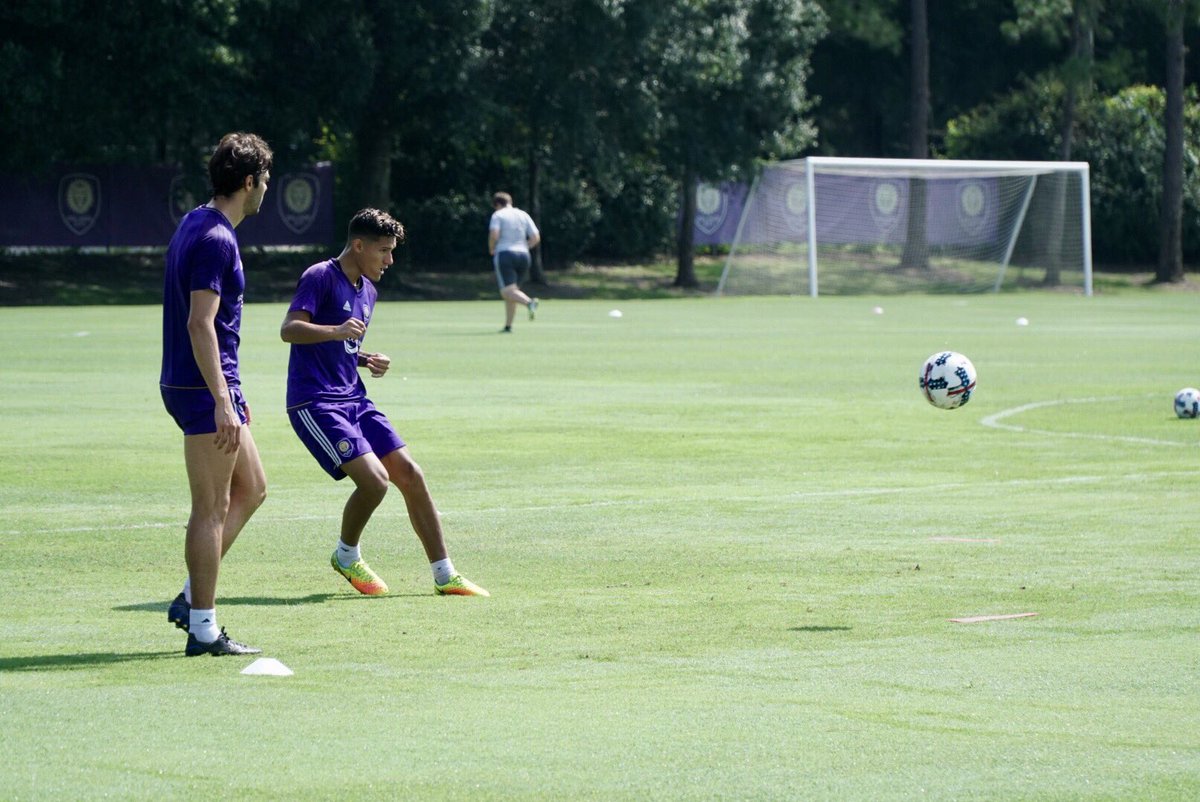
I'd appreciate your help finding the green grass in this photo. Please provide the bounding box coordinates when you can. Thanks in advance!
[1,292,1198,800]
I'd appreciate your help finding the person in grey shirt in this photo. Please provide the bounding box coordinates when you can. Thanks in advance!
[487,191,540,332]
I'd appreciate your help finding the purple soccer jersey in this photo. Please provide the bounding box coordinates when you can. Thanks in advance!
[286,259,378,408]
[160,206,244,389]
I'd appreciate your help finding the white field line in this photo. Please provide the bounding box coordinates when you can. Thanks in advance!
[980,394,1195,447]
[3,469,1194,537]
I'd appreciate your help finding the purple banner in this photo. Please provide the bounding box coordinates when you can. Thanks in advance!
[0,163,334,247]
[691,181,749,245]
[692,172,1003,247]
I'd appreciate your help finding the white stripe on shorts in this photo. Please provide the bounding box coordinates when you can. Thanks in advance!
[297,408,342,465]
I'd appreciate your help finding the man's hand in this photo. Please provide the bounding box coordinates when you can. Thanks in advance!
[334,318,366,341]
[212,395,242,454]
[359,351,390,378]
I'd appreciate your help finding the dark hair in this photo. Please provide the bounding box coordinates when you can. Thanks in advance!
[208,132,273,197]
[492,192,513,208]
[347,208,405,242]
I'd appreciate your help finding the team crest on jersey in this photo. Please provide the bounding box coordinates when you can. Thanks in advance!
[278,172,320,234]
[336,439,354,458]
[58,173,102,236]
[362,305,371,319]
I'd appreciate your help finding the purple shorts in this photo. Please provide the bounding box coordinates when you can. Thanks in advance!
[288,398,405,480]
[161,385,249,436]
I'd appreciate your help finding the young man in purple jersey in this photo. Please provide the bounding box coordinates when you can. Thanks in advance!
[160,132,272,656]
[281,208,488,598]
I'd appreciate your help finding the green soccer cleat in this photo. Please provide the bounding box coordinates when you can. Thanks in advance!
[435,574,490,597]
[330,551,390,596]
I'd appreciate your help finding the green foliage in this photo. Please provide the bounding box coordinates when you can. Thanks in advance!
[946,81,1200,264]
[1081,84,1200,263]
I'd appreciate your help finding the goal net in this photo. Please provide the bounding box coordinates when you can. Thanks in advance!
[716,157,1092,296]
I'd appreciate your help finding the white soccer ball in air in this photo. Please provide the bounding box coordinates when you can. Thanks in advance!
[919,351,977,410]
[1174,387,1200,419]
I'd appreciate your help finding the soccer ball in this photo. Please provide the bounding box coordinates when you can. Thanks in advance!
[1174,387,1200,418]
[919,351,977,410]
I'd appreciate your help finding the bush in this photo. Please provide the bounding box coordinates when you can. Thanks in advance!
[944,81,1200,265]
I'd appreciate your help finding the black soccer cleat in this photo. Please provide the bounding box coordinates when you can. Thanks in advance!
[167,592,190,632]
[185,628,262,657]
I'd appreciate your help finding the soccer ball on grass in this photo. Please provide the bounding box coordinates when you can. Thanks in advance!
[919,351,977,410]
[1174,387,1200,419]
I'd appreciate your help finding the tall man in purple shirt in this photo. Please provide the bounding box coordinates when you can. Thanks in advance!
[160,132,272,656]
[281,208,488,598]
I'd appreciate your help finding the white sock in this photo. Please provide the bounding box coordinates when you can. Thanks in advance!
[431,558,456,585]
[336,540,361,568]
[182,577,192,605]
[190,609,219,643]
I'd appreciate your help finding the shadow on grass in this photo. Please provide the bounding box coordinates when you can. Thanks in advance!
[0,651,179,671]
[114,593,341,614]
[115,591,430,617]
[789,625,852,633]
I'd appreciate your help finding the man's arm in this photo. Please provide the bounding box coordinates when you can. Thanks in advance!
[280,309,364,344]
[187,289,240,453]
[526,231,540,250]
[280,310,388,377]
[488,227,499,256]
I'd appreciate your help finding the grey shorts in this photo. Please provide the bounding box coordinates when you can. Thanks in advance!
[493,250,531,290]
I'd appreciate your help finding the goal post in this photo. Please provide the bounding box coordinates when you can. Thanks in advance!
[716,157,1093,297]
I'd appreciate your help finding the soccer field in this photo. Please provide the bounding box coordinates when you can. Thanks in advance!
[1,293,1198,800]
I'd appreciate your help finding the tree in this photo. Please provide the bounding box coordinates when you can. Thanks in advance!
[898,0,929,270]
[1004,0,1099,285]
[1157,0,1187,282]
[0,0,245,169]
[481,0,631,280]
[640,0,825,287]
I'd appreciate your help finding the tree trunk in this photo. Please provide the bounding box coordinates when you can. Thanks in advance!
[1156,0,1186,283]
[1045,6,1093,287]
[356,126,392,212]
[528,147,546,284]
[899,0,929,271]
[674,165,698,288]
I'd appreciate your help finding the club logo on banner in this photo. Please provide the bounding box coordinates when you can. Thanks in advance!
[783,181,808,234]
[58,173,101,236]
[279,173,320,234]
[956,180,988,236]
[870,180,902,236]
[694,183,729,235]
[168,174,208,225]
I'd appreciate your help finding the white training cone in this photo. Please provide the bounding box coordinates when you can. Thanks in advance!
[241,657,293,676]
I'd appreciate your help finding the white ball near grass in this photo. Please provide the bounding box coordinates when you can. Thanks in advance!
[608,309,623,318]
[1016,317,1029,327]
[1174,387,1200,419]
[919,351,977,410]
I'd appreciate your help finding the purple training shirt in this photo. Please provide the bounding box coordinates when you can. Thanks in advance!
[286,259,378,408]
[160,206,244,389]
